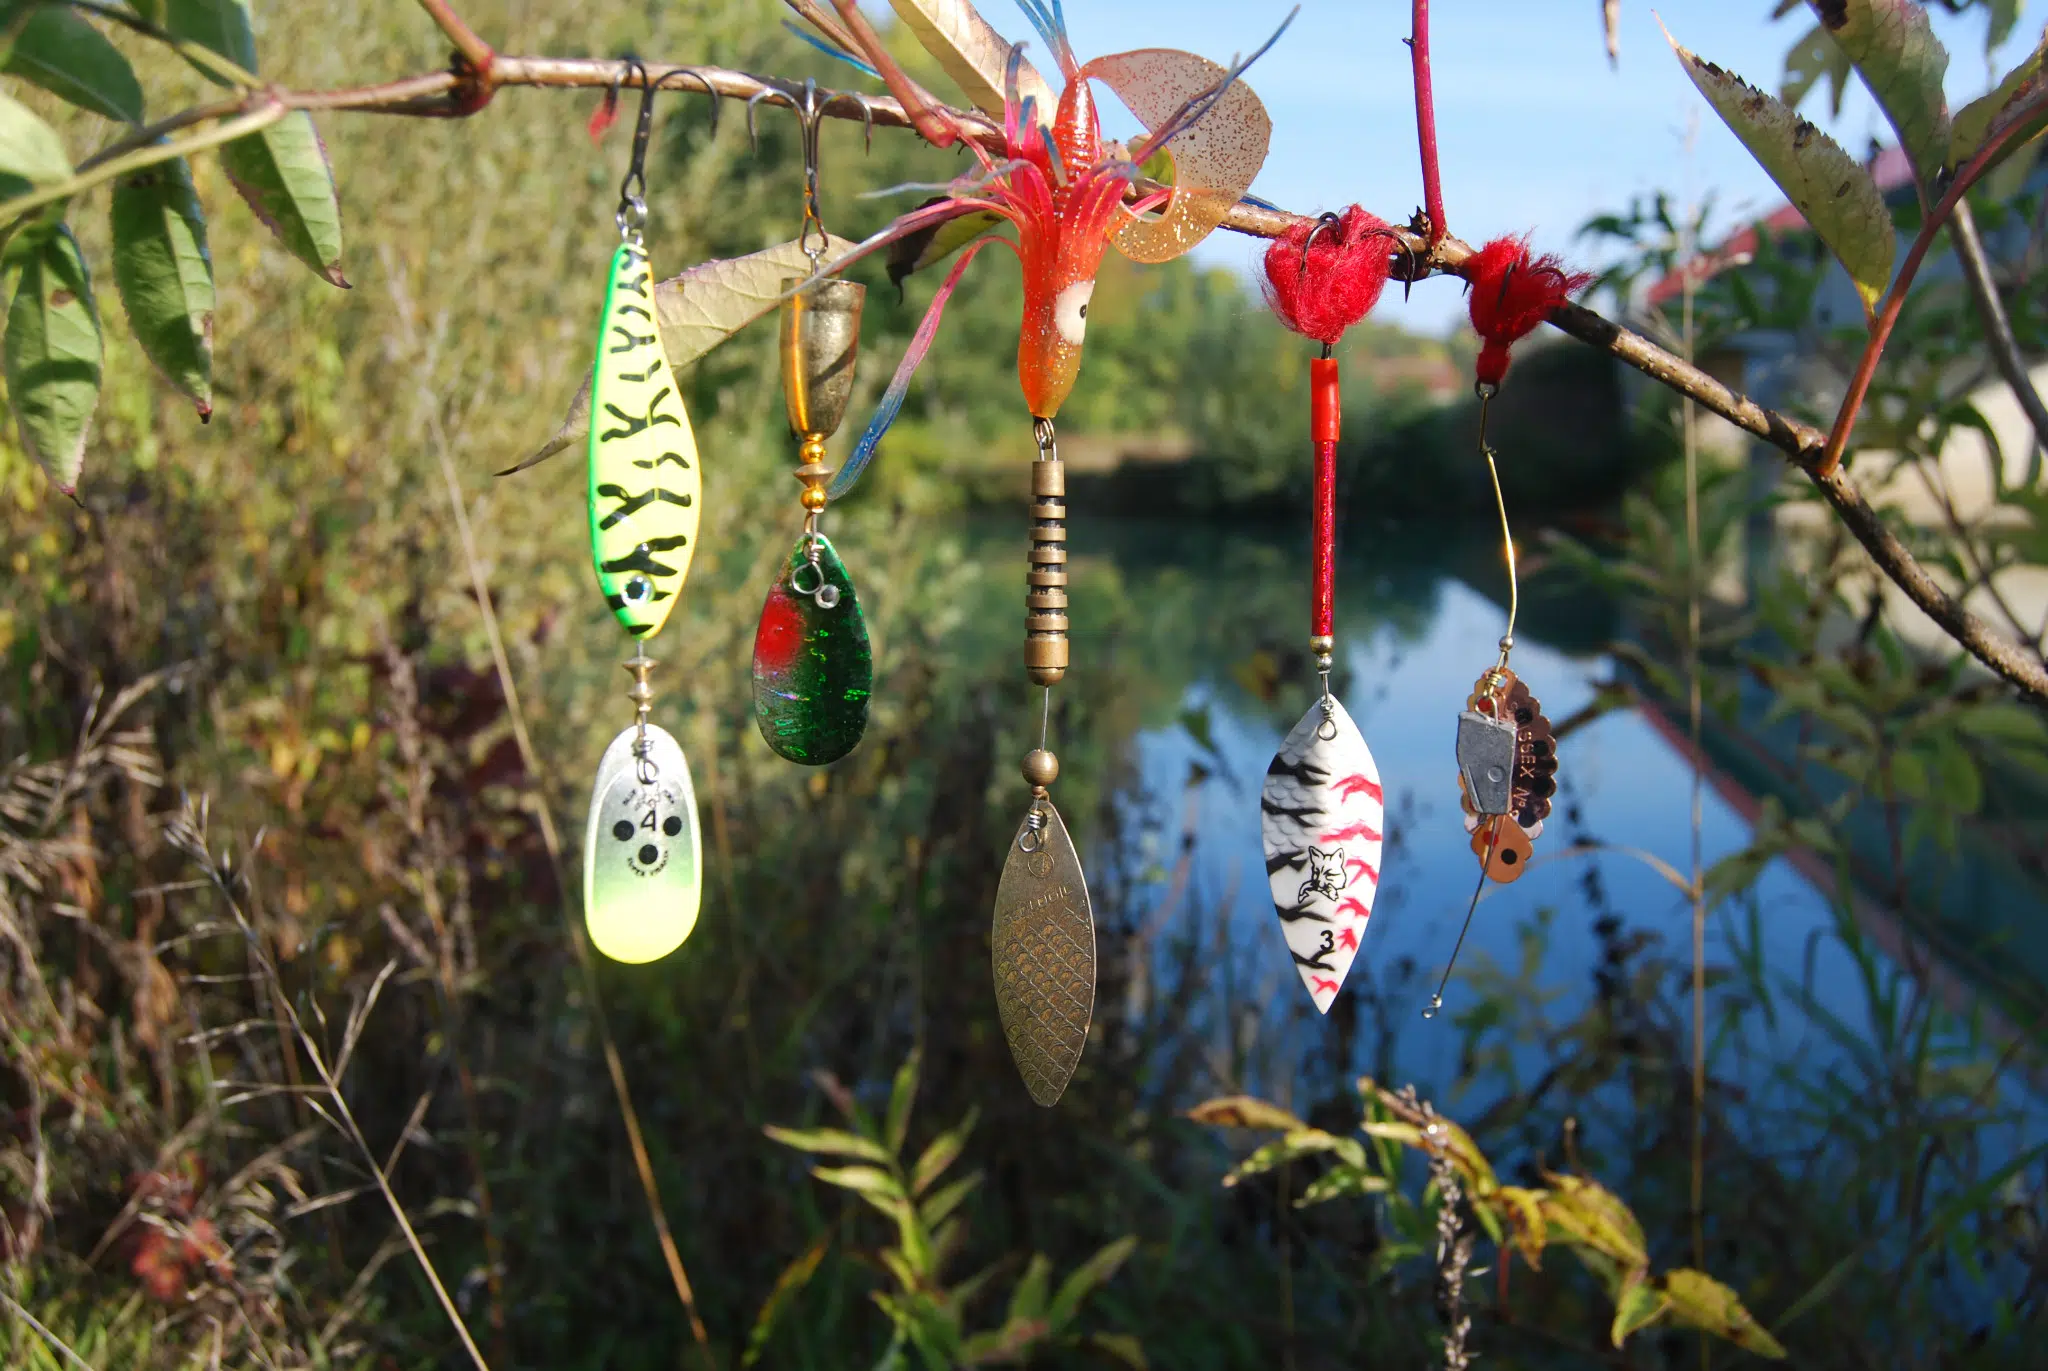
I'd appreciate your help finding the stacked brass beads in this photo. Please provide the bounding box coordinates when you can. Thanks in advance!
[1027,418,1069,688]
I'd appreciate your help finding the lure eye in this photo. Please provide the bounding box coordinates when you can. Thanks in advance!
[623,574,651,603]
[1053,280,1095,346]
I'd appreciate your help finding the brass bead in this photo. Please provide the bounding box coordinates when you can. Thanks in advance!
[799,486,829,512]
[798,434,830,465]
[1021,748,1060,788]
[1308,635,1334,655]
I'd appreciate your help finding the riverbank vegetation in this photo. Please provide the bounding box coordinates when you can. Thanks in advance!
[4,2,2047,1368]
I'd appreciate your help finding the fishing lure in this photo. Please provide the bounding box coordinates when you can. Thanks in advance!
[1426,236,1589,1017]
[788,0,1292,1104]
[752,80,874,766]
[581,63,706,966]
[1256,207,1397,1014]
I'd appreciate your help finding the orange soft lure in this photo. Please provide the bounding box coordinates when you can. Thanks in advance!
[804,0,1292,497]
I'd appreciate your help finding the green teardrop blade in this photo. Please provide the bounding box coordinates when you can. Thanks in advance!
[750,532,873,765]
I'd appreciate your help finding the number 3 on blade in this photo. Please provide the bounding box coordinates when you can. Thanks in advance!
[588,240,701,640]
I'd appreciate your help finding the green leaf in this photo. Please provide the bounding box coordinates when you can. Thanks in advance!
[1808,0,1952,193]
[742,1233,829,1368]
[1293,1166,1389,1208]
[1666,26,1896,314]
[1953,28,2048,167]
[917,1172,981,1229]
[0,2,144,123]
[1187,1095,1308,1132]
[763,1124,892,1163]
[1045,1235,1136,1332]
[958,1318,1049,1366]
[909,1115,973,1196]
[809,1164,906,1203]
[219,111,347,287]
[1539,1173,1649,1270]
[5,225,101,494]
[1005,1253,1053,1328]
[161,0,256,80]
[110,156,213,416]
[1223,1127,1368,1185]
[1083,1333,1149,1369]
[1662,1268,1788,1358]
[1491,1185,1549,1269]
[0,90,71,185]
[1782,22,1854,117]
[1610,1266,1672,1346]
[885,1051,920,1154]
[885,198,1005,287]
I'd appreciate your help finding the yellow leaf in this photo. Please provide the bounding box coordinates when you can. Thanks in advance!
[885,0,1055,119]
[1662,1268,1789,1359]
[1187,1095,1307,1131]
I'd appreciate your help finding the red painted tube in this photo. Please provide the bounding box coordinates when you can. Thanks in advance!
[1310,357,1340,640]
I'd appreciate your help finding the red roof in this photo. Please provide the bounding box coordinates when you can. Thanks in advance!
[1644,144,1914,308]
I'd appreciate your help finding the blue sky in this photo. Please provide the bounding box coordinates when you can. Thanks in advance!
[874,1,2039,332]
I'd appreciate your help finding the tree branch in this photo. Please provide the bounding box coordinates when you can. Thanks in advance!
[415,0,495,78]
[13,36,2039,704]
[1949,197,2048,458]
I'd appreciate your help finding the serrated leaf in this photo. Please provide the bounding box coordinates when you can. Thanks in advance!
[1186,1095,1308,1131]
[0,90,71,184]
[220,111,346,286]
[1808,0,1951,193]
[161,0,256,81]
[0,2,144,124]
[884,0,1055,119]
[1293,1166,1388,1208]
[1667,28,1896,312]
[1783,23,1855,117]
[1663,1268,1788,1358]
[111,156,213,416]
[1046,1235,1136,1332]
[5,225,101,493]
[1610,1266,1672,1345]
[1953,28,2048,166]
[763,1124,892,1163]
[517,235,857,473]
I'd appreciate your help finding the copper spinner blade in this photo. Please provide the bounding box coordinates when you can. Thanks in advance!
[991,799,1096,1107]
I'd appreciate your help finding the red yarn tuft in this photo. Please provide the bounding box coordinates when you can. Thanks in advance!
[588,88,621,143]
[1261,206,1395,348]
[1465,235,1593,387]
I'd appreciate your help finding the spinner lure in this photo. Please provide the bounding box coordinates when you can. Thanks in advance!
[580,63,705,966]
[782,0,1293,1103]
[751,81,874,767]
[1256,207,1397,1014]
[1426,235,1589,1016]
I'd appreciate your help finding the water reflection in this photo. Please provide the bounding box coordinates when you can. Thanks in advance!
[1071,518,2041,1136]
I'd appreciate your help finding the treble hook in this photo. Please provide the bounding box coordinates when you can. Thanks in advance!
[610,58,725,240]
[1296,211,1344,285]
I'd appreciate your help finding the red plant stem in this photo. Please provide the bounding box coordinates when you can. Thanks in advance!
[1408,0,1446,244]
[1821,98,2048,476]
[1310,357,1341,639]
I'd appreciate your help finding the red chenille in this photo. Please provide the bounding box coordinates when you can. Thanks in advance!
[1465,235,1593,386]
[1261,206,1394,348]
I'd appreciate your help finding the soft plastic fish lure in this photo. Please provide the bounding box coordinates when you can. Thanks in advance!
[800,0,1292,496]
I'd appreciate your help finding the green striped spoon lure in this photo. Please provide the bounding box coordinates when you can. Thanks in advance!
[582,62,704,966]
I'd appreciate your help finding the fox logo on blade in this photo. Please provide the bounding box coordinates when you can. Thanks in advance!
[1297,847,1349,905]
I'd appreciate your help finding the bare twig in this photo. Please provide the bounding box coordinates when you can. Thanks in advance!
[1405,0,1446,243]
[1950,197,2048,457]
[1822,95,2048,475]
[416,0,495,74]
